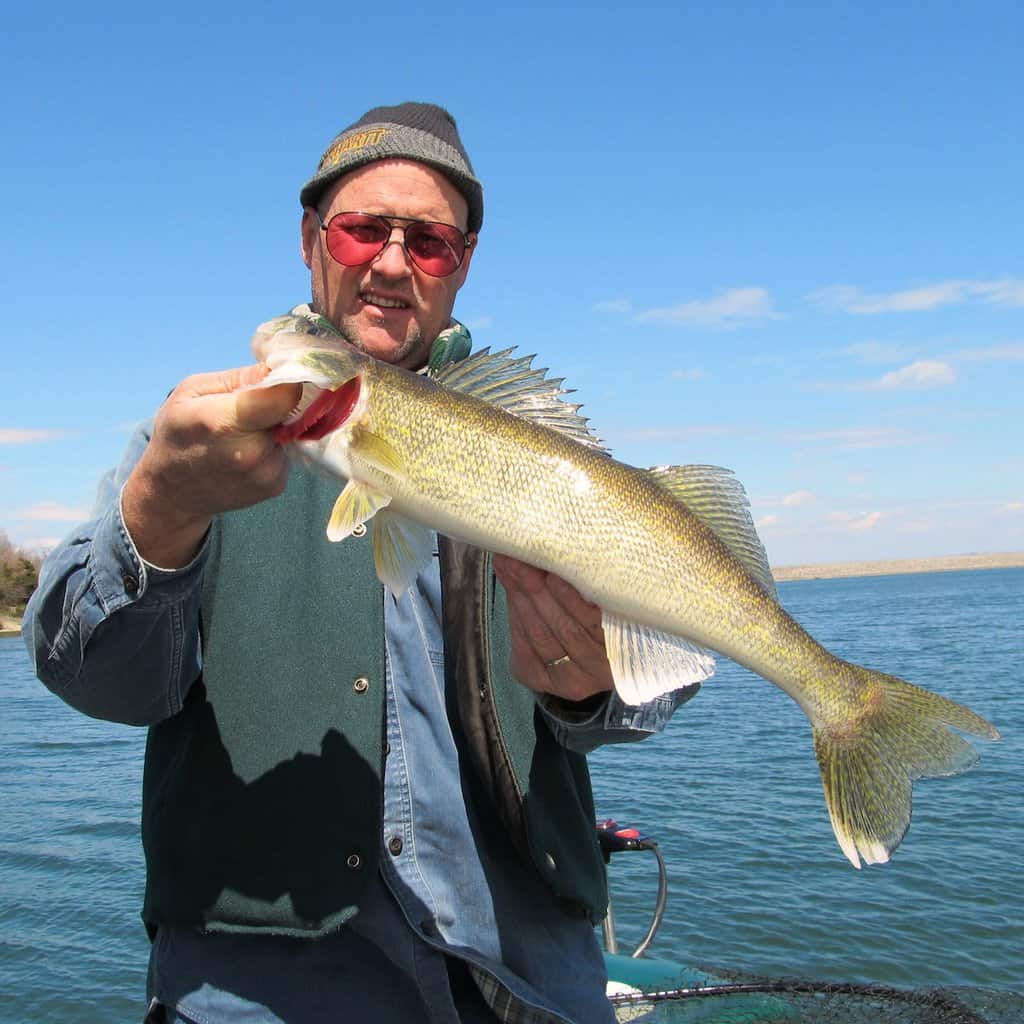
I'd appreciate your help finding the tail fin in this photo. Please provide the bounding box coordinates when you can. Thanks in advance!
[812,669,1000,868]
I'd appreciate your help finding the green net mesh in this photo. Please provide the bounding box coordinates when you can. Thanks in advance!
[608,968,1024,1023]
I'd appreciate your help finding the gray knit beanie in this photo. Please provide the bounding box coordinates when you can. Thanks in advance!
[299,102,483,233]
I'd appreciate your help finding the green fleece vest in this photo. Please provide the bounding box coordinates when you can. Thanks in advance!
[141,465,607,937]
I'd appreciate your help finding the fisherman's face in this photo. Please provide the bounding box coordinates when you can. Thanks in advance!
[301,160,475,369]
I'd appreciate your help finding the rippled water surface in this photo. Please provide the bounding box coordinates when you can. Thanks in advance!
[2,568,1021,1021]
[590,568,1022,994]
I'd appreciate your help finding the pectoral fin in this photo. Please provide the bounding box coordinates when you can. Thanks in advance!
[351,426,406,477]
[602,612,716,705]
[326,480,392,542]
[372,511,435,597]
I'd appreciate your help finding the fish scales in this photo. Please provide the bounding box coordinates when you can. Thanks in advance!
[363,362,793,663]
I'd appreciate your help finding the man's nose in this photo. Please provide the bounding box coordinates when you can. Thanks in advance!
[372,228,413,275]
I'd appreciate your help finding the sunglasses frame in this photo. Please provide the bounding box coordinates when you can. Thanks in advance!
[315,210,474,278]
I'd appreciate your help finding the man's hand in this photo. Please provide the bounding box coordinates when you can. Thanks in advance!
[493,555,614,704]
[122,365,302,568]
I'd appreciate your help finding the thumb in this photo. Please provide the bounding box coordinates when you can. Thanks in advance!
[183,363,275,397]
[233,370,303,432]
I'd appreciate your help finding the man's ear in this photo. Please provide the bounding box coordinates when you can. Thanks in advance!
[300,207,320,269]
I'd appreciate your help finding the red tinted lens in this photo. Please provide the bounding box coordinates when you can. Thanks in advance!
[324,213,389,266]
[322,213,465,277]
[404,222,465,277]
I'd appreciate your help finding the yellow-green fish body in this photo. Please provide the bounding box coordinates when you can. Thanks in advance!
[254,314,1000,868]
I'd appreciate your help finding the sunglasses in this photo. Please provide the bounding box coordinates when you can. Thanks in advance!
[316,211,473,278]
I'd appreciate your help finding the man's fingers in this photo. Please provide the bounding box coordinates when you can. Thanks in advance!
[181,364,270,397]
[234,379,303,432]
[176,365,301,433]
[499,557,614,698]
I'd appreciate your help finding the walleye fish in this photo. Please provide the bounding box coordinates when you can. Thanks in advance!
[250,311,1000,868]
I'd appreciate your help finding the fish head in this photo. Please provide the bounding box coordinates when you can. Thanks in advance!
[251,327,375,475]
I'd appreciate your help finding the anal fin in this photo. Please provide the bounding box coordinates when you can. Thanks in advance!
[602,612,716,705]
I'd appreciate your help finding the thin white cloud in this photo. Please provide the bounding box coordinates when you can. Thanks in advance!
[868,359,957,391]
[782,490,816,507]
[0,428,70,445]
[840,341,918,363]
[808,278,1024,314]
[781,427,933,450]
[756,514,780,528]
[748,353,786,367]
[811,282,970,313]
[849,510,884,531]
[974,280,1024,306]
[464,316,493,330]
[806,359,957,392]
[947,342,1024,362]
[636,287,781,329]
[15,502,90,522]
[614,424,736,443]
[670,368,706,382]
[593,298,632,314]
[827,509,885,531]
[996,501,1024,515]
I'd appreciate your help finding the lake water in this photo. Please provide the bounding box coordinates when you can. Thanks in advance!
[2,568,1021,1022]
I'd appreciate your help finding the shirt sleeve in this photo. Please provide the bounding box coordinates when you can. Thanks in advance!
[536,682,702,754]
[21,421,208,726]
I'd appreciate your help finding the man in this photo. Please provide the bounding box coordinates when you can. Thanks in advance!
[25,103,697,1023]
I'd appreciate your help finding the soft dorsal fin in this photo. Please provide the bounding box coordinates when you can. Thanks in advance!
[432,347,607,453]
[648,465,776,597]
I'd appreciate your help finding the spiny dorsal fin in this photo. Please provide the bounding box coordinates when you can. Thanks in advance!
[648,465,776,597]
[432,347,607,453]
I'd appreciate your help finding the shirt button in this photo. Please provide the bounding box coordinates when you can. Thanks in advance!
[387,836,404,856]
[352,523,367,538]
[346,853,362,869]
[122,573,139,595]
[353,677,369,694]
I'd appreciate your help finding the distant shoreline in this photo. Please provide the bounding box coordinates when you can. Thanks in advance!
[2,551,1021,637]
[771,551,1024,582]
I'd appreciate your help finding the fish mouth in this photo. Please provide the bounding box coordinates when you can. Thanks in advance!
[274,377,361,443]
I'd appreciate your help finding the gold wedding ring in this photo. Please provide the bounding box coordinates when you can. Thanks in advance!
[545,654,572,668]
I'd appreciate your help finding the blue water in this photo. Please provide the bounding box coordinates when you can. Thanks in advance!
[2,568,1021,1021]
[590,568,1023,994]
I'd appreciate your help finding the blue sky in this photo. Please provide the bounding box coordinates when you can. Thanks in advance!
[1,2,1021,566]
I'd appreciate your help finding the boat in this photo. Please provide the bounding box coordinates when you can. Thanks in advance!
[599,818,794,1022]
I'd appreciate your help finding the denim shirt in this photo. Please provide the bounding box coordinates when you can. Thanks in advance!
[24,422,699,1023]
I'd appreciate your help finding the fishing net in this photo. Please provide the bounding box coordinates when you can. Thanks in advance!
[596,823,1023,1023]
[607,968,1024,1023]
